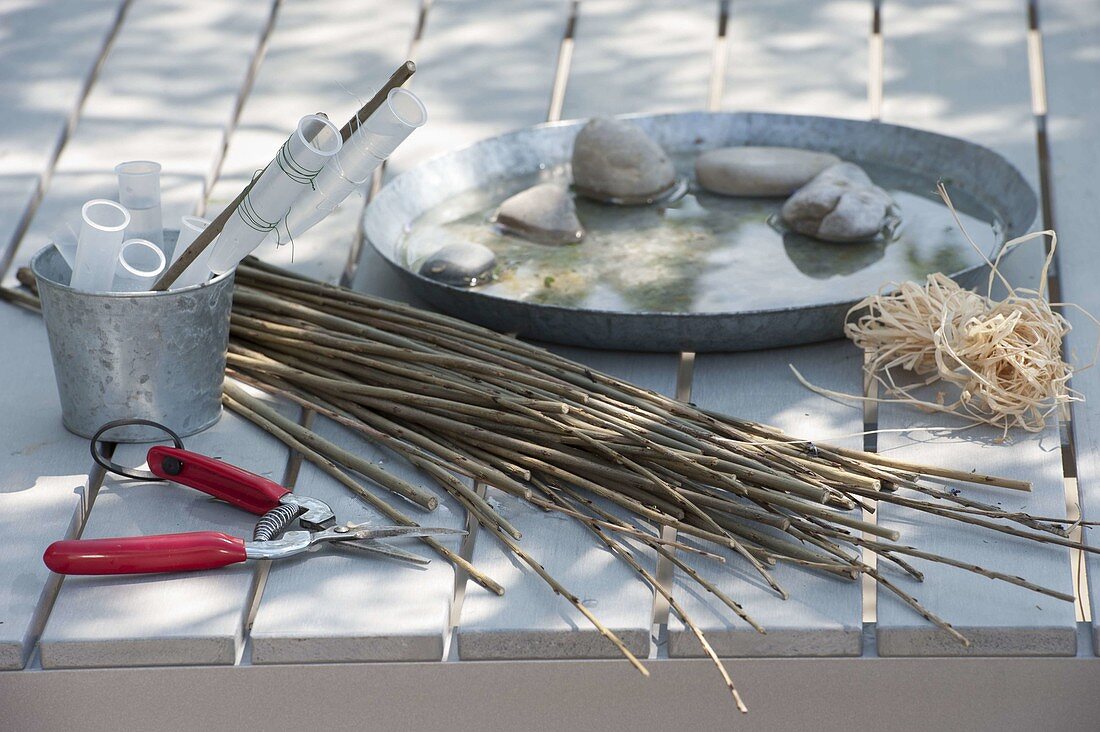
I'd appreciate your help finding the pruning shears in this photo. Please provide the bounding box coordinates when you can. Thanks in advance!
[43,419,464,576]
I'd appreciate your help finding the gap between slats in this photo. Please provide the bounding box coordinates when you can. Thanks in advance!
[859,0,884,630]
[706,1,730,111]
[862,0,883,618]
[648,352,696,658]
[239,410,315,664]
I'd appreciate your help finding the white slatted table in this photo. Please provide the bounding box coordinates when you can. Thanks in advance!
[2,1,1100,729]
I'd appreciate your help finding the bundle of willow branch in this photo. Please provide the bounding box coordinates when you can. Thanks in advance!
[213,258,1100,710]
[5,260,1091,712]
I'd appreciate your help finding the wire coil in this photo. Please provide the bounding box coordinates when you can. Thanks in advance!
[253,502,303,542]
[276,138,322,189]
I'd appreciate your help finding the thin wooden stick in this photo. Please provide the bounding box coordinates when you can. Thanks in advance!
[0,286,40,310]
[526,495,726,563]
[823,530,1076,602]
[340,61,416,140]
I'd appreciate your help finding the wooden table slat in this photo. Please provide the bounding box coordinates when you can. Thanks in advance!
[873,0,1075,656]
[663,0,870,658]
[31,0,281,668]
[722,0,869,118]
[225,0,448,665]
[250,419,468,664]
[1039,0,1100,654]
[455,0,706,659]
[0,0,128,669]
[0,306,97,669]
[670,344,866,657]
[457,347,676,659]
[382,0,570,178]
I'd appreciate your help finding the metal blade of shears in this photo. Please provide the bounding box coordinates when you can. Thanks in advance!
[320,524,466,543]
[333,539,431,566]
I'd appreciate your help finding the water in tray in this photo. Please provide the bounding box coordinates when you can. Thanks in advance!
[397,156,1001,315]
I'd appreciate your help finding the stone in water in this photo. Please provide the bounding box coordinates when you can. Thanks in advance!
[780,163,897,242]
[572,117,676,204]
[419,242,497,287]
[494,183,585,245]
[695,146,841,197]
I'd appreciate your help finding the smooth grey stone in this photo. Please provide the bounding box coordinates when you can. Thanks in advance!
[571,117,676,204]
[418,242,497,287]
[780,162,896,242]
[815,161,875,187]
[494,183,585,245]
[695,146,841,197]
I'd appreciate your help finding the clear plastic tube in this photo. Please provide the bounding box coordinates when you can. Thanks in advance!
[207,115,342,275]
[70,199,131,291]
[170,215,215,289]
[116,161,164,249]
[281,88,426,238]
[113,238,167,292]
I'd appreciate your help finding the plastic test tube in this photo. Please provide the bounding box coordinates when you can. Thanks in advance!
[207,114,342,275]
[282,88,427,239]
[70,199,131,291]
[113,238,167,292]
[116,161,164,250]
[169,215,215,289]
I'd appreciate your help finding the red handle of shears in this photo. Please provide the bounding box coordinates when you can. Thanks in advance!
[43,532,248,575]
[147,446,289,515]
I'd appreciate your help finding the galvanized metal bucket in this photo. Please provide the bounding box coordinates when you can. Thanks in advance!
[30,236,234,442]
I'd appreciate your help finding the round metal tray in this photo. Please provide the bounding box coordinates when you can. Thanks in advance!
[363,112,1037,352]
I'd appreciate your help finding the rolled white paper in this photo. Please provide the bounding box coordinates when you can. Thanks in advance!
[281,88,427,239]
[207,114,342,275]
